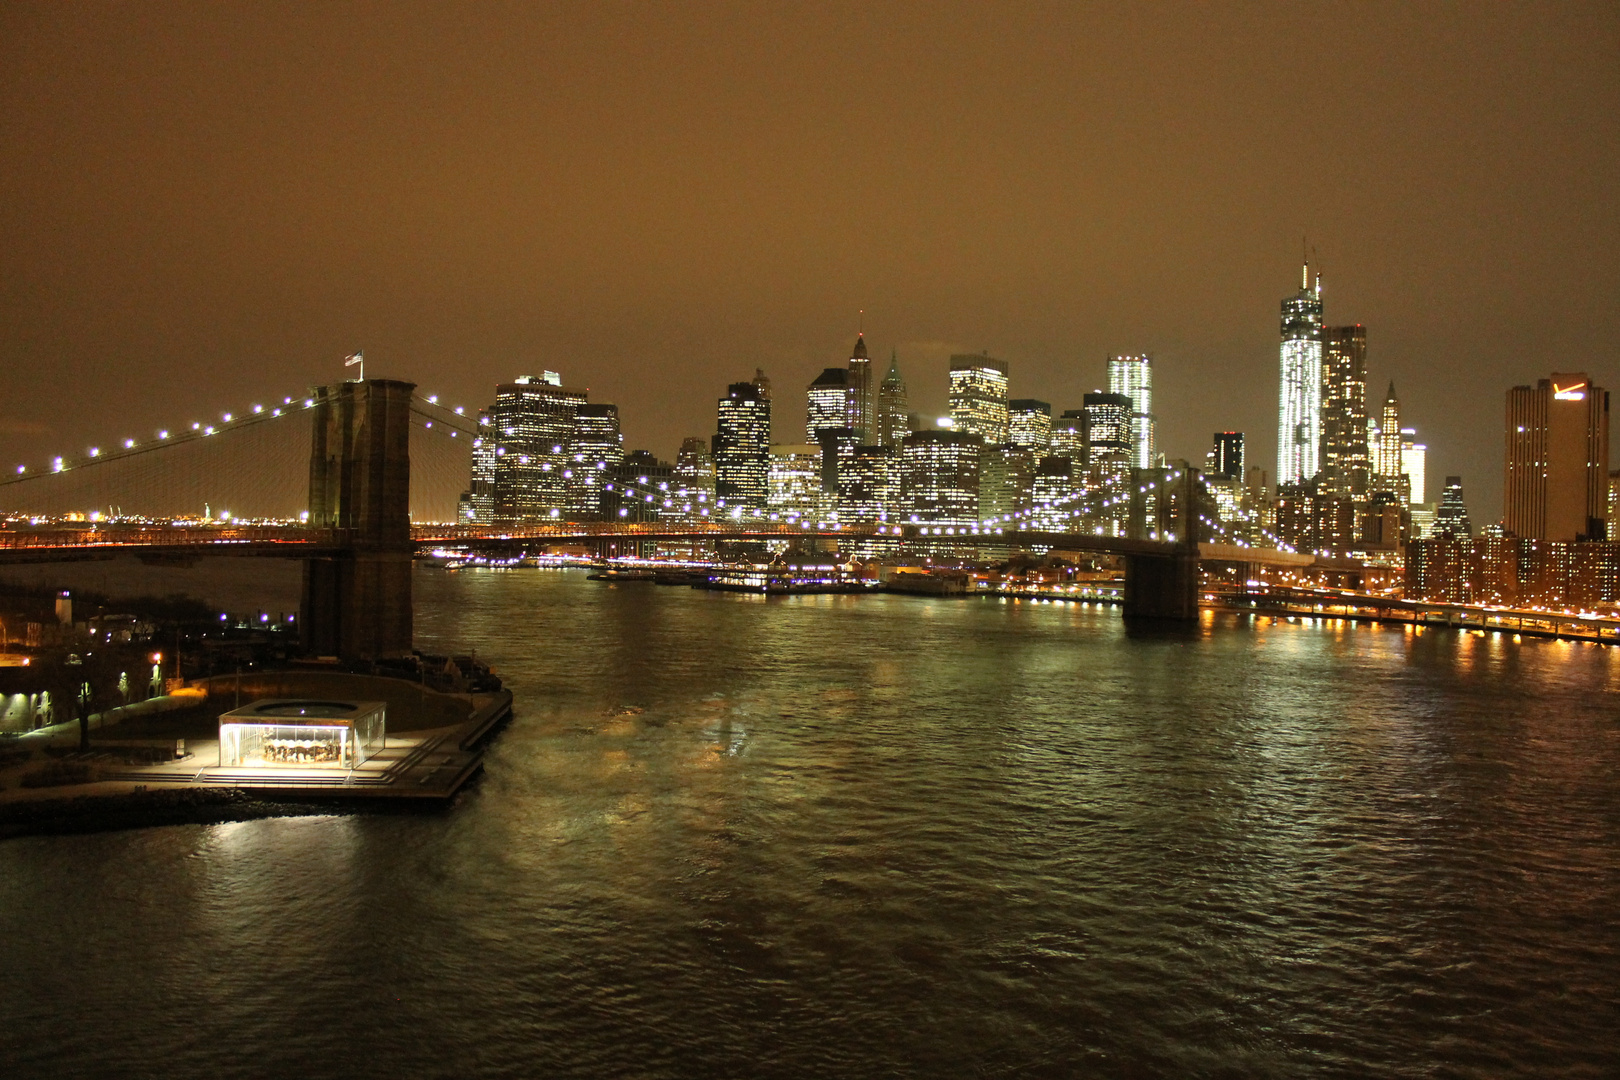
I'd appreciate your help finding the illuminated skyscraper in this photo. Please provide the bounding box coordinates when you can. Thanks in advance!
[841,445,900,524]
[1008,399,1053,452]
[979,444,1035,521]
[1401,429,1426,505]
[1319,325,1369,500]
[1277,262,1323,486]
[566,403,623,519]
[1504,373,1611,541]
[1436,476,1471,537]
[876,351,911,448]
[846,335,875,444]
[806,367,850,441]
[1210,432,1244,480]
[948,353,1009,444]
[489,373,588,524]
[464,410,496,523]
[1106,355,1154,469]
[1371,383,1410,504]
[1082,392,1133,476]
[900,429,982,525]
[1052,409,1086,462]
[768,444,823,519]
[714,379,772,508]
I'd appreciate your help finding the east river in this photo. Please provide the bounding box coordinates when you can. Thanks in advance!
[2,565,1618,1078]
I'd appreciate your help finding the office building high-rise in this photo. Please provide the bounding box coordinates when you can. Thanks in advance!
[1401,428,1426,505]
[846,335,875,444]
[876,351,911,448]
[980,444,1036,521]
[489,374,589,524]
[948,353,1010,444]
[806,367,850,442]
[565,403,623,519]
[1371,382,1411,504]
[1436,476,1472,537]
[767,444,823,519]
[1277,261,1324,486]
[1210,432,1245,481]
[1008,399,1053,453]
[1319,325,1369,500]
[464,410,496,523]
[714,379,772,509]
[841,445,900,524]
[1082,392,1134,475]
[900,429,983,526]
[1052,409,1086,462]
[1504,373,1611,541]
[1106,355,1155,469]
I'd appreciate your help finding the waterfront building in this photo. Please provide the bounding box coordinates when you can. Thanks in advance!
[489,373,589,524]
[463,410,496,524]
[846,335,875,444]
[714,378,772,509]
[1210,432,1244,481]
[1107,355,1155,470]
[603,450,676,522]
[900,429,982,526]
[806,368,850,442]
[1436,476,1471,536]
[1319,325,1369,500]
[980,444,1036,521]
[1008,399,1053,453]
[948,354,1010,444]
[876,352,911,449]
[1277,261,1324,487]
[565,403,622,520]
[1504,373,1611,541]
[767,444,823,520]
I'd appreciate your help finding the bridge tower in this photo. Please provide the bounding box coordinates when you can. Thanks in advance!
[301,379,415,659]
[1121,466,1202,621]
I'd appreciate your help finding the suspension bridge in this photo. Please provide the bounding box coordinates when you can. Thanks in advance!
[0,376,1324,653]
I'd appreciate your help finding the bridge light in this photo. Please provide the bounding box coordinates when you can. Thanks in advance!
[52,458,64,472]
[124,439,135,448]
[15,466,22,474]
[299,511,310,522]
[222,413,232,422]
[272,409,281,417]
[427,395,439,404]
[204,426,215,435]
[454,406,464,415]
[89,447,99,457]
[158,430,169,439]
[252,405,262,413]
[192,422,201,430]
[304,399,314,408]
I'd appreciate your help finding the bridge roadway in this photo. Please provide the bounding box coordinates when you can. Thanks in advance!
[0,521,1314,569]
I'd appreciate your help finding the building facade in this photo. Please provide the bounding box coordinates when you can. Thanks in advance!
[714,378,772,509]
[488,373,589,524]
[1504,373,1611,541]
[900,430,983,526]
[1008,399,1053,453]
[806,367,850,442]
[876,352,911,449]
[1106,355,1155,469]
[1319,325,1369,500]
[948,353,1010,445]
[1277,264,1324,487]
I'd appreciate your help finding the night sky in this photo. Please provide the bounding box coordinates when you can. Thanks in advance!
[2,2,1616,522]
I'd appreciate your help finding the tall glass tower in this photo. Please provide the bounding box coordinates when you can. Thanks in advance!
[1106,354,1154,469]
[1276,263,1323,487]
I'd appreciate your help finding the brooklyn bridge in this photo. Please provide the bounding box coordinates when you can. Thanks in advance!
[0,377,1319,653]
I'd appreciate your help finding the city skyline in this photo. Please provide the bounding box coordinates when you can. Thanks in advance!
[2,4,1616,526]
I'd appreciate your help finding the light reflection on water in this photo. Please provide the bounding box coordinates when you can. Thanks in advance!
[1,565,1618,1079]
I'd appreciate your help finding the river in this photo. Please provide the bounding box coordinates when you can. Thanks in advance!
[2,565,1617,1078]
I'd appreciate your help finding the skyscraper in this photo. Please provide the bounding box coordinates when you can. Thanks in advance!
[1106,355,1154,469]
[566,403,623,519]
[1372,382,1411,504]
[846,335,874,444]
[948,353,1010,444]
[1008,399,1053,452]
[1504,373,1611,541]
[876,351,911,449]
[1082,392,1133,475]
[464,410,496,523]
[488,373,588,524]
[1210,432,1245,480]
[1319,325,1369,500]
[714,379,772,509]
[1401,428,1426,505]
[806,367,850,442]
[1277,262,1323,487]
[900,429,982,526]
[1436,476,1472,536]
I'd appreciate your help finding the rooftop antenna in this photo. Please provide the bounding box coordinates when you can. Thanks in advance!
[858,308,864,337]
[1301,236,1309,290]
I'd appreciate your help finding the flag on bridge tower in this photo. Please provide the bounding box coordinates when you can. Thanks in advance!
[344,351,364,381]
